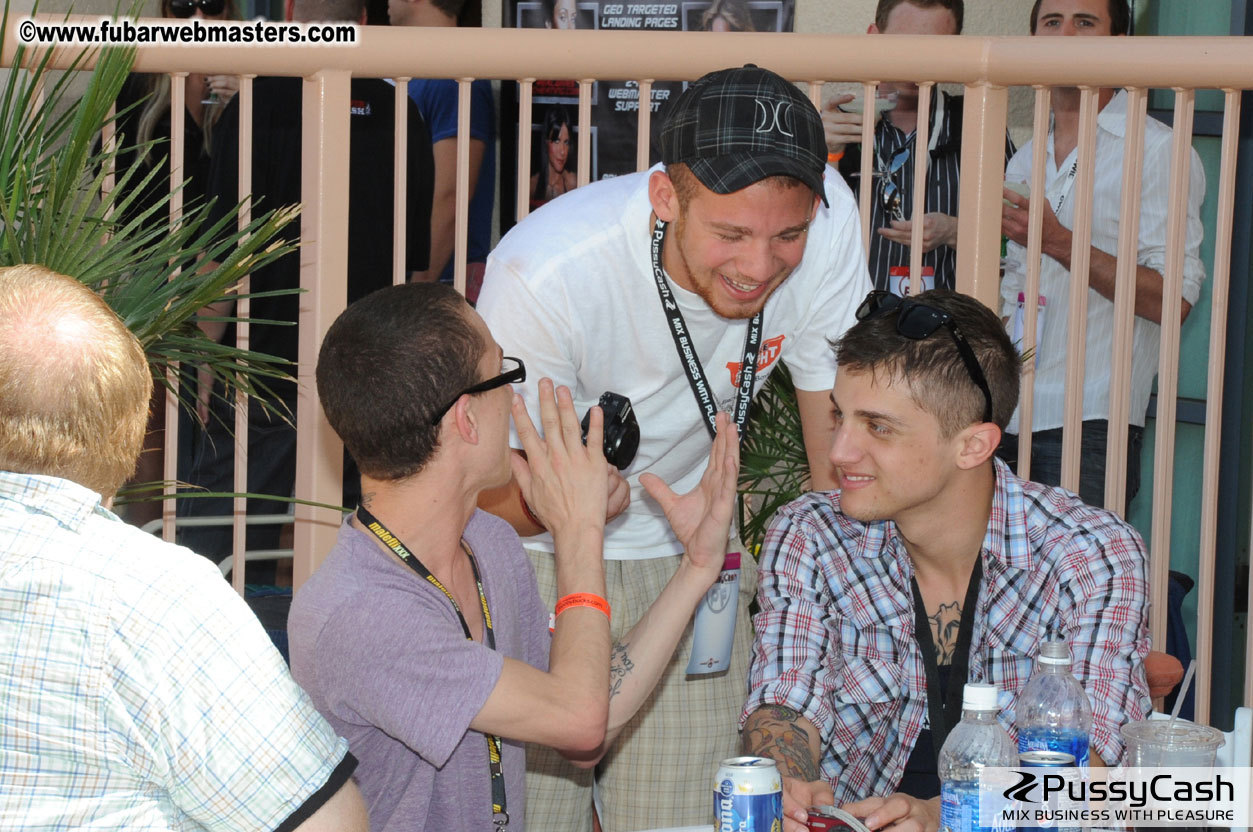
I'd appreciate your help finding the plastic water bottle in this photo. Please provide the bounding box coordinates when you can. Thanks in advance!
[1016,640,1092,767]
[939,683,1018,832]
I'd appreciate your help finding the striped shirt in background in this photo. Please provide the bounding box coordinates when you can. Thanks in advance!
[838,91,1016,294]
[743,457,1151,805]
[0,471,354,831]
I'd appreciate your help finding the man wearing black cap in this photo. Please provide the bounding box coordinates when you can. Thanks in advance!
[477,65,870,830]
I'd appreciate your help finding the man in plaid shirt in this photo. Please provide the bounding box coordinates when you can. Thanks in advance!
[742,289,1150,832]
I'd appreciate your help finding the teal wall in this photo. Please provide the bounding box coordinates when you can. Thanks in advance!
[1131,0,1249,724]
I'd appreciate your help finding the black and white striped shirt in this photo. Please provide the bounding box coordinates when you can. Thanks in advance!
[838,91,1015,292]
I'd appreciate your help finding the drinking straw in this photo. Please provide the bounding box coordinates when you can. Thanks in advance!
[1165,659,1197,736]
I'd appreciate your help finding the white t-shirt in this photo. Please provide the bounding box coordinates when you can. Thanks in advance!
[478,166,869,559]
[1000,90,1206,433]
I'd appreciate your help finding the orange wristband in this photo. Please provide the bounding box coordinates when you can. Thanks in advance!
[827,151,844,165]
[554,592,611,620]
[519,492,545,530]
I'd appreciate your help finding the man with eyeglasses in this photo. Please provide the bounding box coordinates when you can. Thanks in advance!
[998,0,1206,510]
[289,282,741,831]
[742,289,1150,832]
[822,0,1014,296]
[476,64,870,829]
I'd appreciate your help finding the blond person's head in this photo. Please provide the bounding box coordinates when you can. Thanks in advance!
[0,265,152,498]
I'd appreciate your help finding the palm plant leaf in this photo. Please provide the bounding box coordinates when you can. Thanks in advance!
[738,364,811,553]
[0,3,301,427]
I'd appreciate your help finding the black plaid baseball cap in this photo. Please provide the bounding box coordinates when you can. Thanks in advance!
[660,64,828,206]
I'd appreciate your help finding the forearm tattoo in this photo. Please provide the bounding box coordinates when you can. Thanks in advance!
[608,643,634,701]
[928,600,962,665]
[742,705,821,781]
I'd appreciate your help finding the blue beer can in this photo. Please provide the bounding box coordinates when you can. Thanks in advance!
[714,756,783,832]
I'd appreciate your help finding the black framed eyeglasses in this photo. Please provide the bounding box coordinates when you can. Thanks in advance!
[855,291,994,425]
[169,0,226,17]
[429,356,526,426]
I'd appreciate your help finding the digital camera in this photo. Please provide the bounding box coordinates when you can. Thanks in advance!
[581,391,639,470]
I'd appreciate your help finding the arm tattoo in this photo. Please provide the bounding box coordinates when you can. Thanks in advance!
[742,705,821,781]
[608,642,634,701]
[928,601,962,665]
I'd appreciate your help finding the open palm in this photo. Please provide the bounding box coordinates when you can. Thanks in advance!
[640,412,740,575]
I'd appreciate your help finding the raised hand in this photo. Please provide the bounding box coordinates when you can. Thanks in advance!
[510,379,608,546]
[823,93,863,156]
[639,412,739,577]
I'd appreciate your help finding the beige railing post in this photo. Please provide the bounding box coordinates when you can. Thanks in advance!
[954,82,1008,311]
[163,73,188,545]
[1201,90,1241,722]
[1104,87,1148,518]
[232,74,255,594]
[293,69,352,586]
[1148,89,1198,654]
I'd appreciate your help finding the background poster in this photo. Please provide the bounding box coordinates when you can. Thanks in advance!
[500,0,796,230]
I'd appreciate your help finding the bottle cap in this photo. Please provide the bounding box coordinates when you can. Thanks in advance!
[1038,640,1071,666]
[962,682,1000,711]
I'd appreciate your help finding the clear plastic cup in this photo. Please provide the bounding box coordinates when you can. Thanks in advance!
[1003,180,1030,207]
[1119,718,1224,767]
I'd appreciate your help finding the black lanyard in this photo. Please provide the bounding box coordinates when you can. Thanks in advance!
[909,555,983,771]
[356,506,509,829]
[649,218,762,440]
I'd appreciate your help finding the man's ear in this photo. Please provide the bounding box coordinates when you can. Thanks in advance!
[453,396,480,445]
[867,23,880,34]
[955,421,1002,471]
[649,169,681,223]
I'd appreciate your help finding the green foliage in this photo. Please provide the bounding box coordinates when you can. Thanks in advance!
[0,3,300,421]
[737,364,810,554]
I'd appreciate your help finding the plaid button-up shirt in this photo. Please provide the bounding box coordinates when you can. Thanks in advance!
[744,458,1150,804]
[0,471,351,830]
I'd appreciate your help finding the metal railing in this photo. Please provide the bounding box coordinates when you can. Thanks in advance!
[8,22,1253,724]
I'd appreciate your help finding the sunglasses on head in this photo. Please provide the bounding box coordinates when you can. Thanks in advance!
[428,356,527,426]
[855,290,994,425]
[169,0,226,17]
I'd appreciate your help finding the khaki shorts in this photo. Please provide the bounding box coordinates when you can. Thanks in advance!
[523,546,758,832]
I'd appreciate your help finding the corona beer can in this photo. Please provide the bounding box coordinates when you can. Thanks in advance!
[714,756,783,832]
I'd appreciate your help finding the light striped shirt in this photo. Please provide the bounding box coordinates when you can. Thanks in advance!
[0,471,351,831]
[1000,89,1207,433]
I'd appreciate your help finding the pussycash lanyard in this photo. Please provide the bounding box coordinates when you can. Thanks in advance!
[356,505,510,829]
[909,555,983,772]
[650,218,762,441]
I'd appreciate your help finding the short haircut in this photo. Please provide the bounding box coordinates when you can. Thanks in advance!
[666,162,807,211]
[0,265,152,498]
[875,0,964,34]
[1029,0,1130,35]
[833,289,1020,436]
[315,282,484,481]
